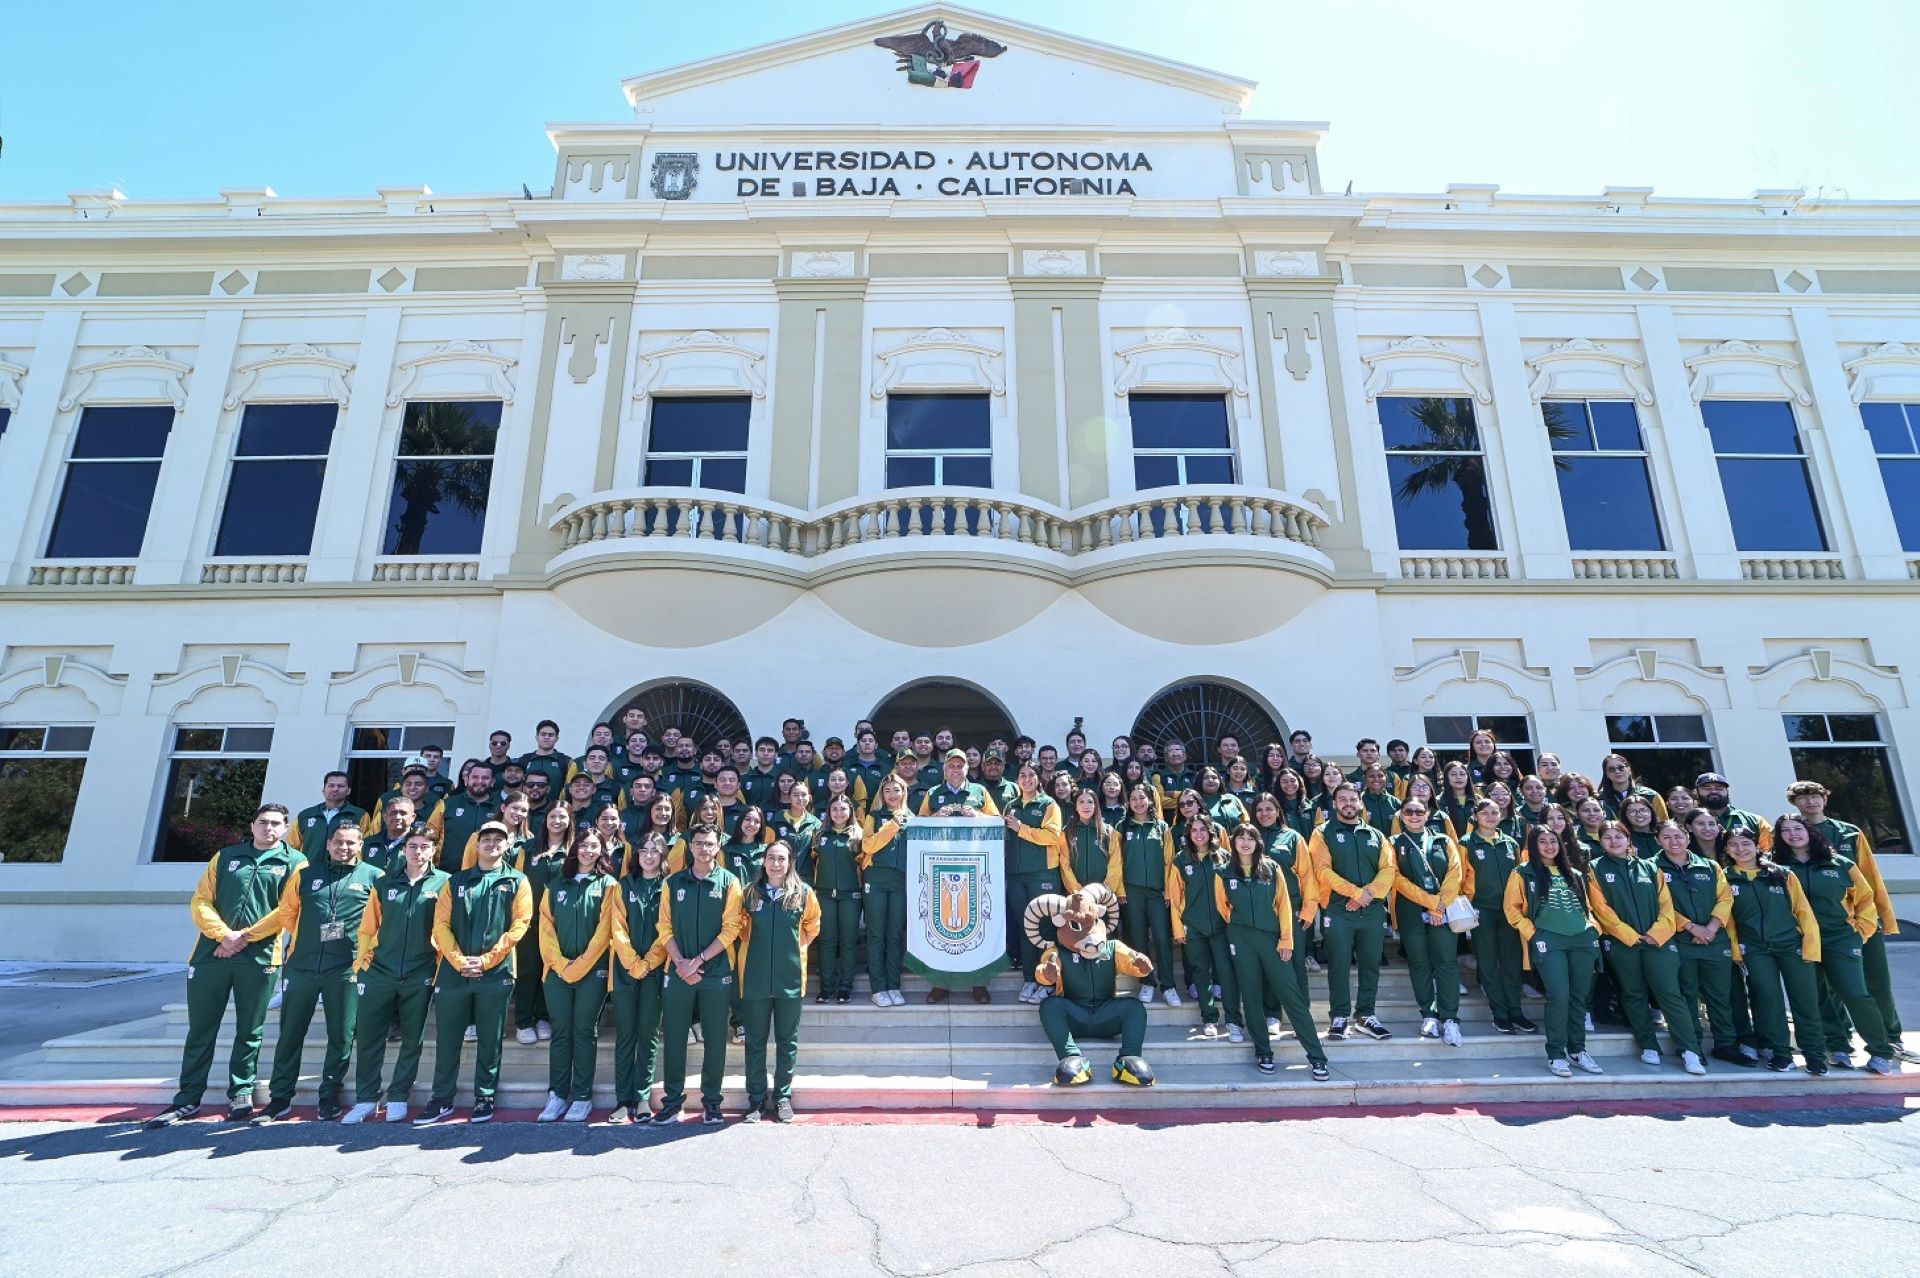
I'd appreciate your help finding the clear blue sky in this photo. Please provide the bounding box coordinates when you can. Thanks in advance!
[3,0,1912,203]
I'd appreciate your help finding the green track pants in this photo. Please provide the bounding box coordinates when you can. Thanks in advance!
[1323,916,1385,1020]
[742,995,803,1105]
[659,974,732,1111]
[544,971,609,1102]
[1532,929,1599,1061]
[172,957,275,1108]
[610,971,665,1109]
[1602,938,1699,1055]
[430,969,515,1106]
[267,967,358,1105]
[352,974,433,1104]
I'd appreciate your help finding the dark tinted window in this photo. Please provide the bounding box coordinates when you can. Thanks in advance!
[0,758,85,863]
[1557,456,1664,551]
[1129,394,1231,450]
[1384,454,1497,550]
[1701,399,1801,454]
[648,396,750,454]
[153,757,270,862]
[885,456,936,488]
[1789,743,1909,854]
[0,407,11,440]
[1379,396,1480,452]
[233,402,336,457]
[70,404,173,459]
[384,402,499,556]
[1717,458,1826,551]
[215,460,328,556]
[398,400,501,455]
[886,395,989,450]
[46,461,164,558]
[1862,402,1916,455]
[643,457,694,487]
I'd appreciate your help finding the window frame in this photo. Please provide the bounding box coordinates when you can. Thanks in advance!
[1543,397,1667,552]
[641,394,752,494]
[1699,398,1829,553]
[883,392,993,490]
[1782,712,1911,855]
[1861,399,1920,552]
[45,403,177,560]
[380,399,502,558]
[152,723,276,863]
[1125,392,1239,492]
[1376,395,1501,552]
[345,723,455,809]
[212,401,339,559]
[0,723,93,865]
[1421,713,1537,776]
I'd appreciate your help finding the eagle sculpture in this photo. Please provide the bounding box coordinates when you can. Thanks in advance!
[874,20,1007,77]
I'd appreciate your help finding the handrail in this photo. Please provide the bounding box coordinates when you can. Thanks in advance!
[549,485,1329,558]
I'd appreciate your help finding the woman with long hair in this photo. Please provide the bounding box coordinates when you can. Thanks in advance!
[1486,781,1524,842]
[1438,761,1478,842]
[723,806,772,892]
[1684,807,1722,861]
[1273,767,1316,840]
[1099,771,1128,828]
[1005,762,1067,1006]
[1258,743,1291,800]
[1620,795,1663,858]
[1197,766,1248,830]
[1048,768,1078,812]
[1466,728,1500,789]
[1774,814,1899,1075]
[1117,783,1181,1005]
[513,803,574,1045]
[812,793,865,1005]
[1718,825,1827,1076]
[1168,809,1241,1042]
[1218,823,1330,1079]
[632,793,682,874]
[1224,756,1260,815]
[859,774,915,1007]
[1572,797,1611,860]
[536,828,617,1122]
[1598,754,1669,823]
[1655,818,1749,1067]
[606,833,670,1123]
[1461,796,1531,1035]
[1300,755,1327,803]
[1503,825,1604,1077]
[593,804,630,880]
[737,840,821,1123]
[1514,775,1553,832]
[771,782,821,880]
[1554,771,1597,811]
[1391,797,1465,1046]
[1587,820,1705,1075]
[1402,774,1452,839]
[1061,787,1123,897]
[1410,745,1442,797]
[1253,790,1321,988]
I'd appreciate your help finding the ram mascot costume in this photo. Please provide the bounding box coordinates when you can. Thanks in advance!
[1023,883,1156,1086]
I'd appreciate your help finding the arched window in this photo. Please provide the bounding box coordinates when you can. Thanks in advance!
[869,679,1017,748]
[1131,679,1284,768]
[604,680,747,750]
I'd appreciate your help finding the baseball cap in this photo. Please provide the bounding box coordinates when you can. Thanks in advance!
[983,749,1005,763]
[944,748,969,763]
[477,820,512,838]
[1695,772,1729,787]
[824,736,845,748]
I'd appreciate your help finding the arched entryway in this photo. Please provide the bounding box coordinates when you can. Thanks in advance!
[1131,678,1287,768]
[869,679,1017,748]
[600,679,748,749]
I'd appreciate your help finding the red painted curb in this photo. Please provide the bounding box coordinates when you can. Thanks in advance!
[5,1086,1918,1127]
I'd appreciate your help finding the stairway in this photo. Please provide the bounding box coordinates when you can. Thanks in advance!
[8,967,1913,1112]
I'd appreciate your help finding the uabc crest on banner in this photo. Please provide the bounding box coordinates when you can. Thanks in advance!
[905,817,1007,988]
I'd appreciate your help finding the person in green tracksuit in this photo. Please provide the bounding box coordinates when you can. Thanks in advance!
[145,805,304,1128]
[1034,894,1156,1087]
[343,824,448,1123]
[536,829,617,1122]
[258,823,385,1122]
[771,787,822,881]
[859,775,915,1007]
[1719,825,1828,1076]
[1004,763,1064,1004]
[607,833,669,1124]
[1308,784,1395,1042]
[738,840,822,1122]
[1586,821,1705,1074]
[1774,814,1900,1075]
[1061,789,1124,898]
[1169,811,1241,1040]
[1653,819,1752,1068]
[438,766,500,875]
[1789,782,1915,1064]
[1219,823,1330,1079]
[513,806,572,1044]
[1503,825,1604,1077]
[1390,798,1465,1046]
[812,795,865,1004]
[1462,798,1532,1034]
[288,772,367,855]
[415,822,532,1126]
[653,824,747,1125]
[360,795,418,872]
[1118,784,1180,1005]
[1252,793,1317,1022]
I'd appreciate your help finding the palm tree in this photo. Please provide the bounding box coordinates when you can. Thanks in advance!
[1392,398,1576,550]
[386,402,497,555]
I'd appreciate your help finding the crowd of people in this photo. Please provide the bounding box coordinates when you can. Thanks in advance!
[142,708,1912,1131]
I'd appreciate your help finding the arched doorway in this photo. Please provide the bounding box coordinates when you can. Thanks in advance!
[601,680,748,749]
[1131,678,1286,768]
[869,679,1017,749]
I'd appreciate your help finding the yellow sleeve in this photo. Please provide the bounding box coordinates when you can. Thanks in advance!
[1365,840,1395,898]
[1293,841,1320,925]
[916,792,933,817]
[188,857,228,941]
[252,861,305,946]
[716,879,746,951]
[665,838,688,874]
[1017,803,1065,868]
[1586,875,1638,946]
[1113,940,1155,979]
[859,815,899,871]
[480,879,533,972]
[1458,843,1477,901]
[353,892,382,975]
[432,887,463,965]
[1710,866,1733,928]
[1754,816,1774,853]
[1392,844,1440,914]
[1855,841,1899,936]
[1308,829,1362,905]
[799,889,822,950]
[1786,874,1823,963]
[287,818,305,853]
[1503,870,1534,945]
[1104,830,1125,897]
[1165,864,1186,944]
[538,894,562,979]
[359,802,381,836]
[609,889,648,979]
[977,788,1000,817]
[1272,876,1294,953]
[1845,865,1880,941]
[459,832,480,871]
[646,888,674,969]
[1648,873,1678,946]
[1438,841,1465,910]
[1212,876,1229,923]
[559,890,615,984]
[1061,840,1085,894]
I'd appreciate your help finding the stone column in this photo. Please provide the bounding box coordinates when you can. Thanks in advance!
[136,308,241,585]
[770,277,866,508]
[0,308,80,585]
[1790,305,1906,580]
[1477,299,1573,579]
[1634,304,1742,580]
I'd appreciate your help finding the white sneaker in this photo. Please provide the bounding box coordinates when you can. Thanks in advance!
[1186,984,1199,1000]
[341,1102,376,1125]
[1583,1013,1595,1033]
[1548,1058,1572,1078]
[889,990,906,1006]
[1419,1016,1440,1039]
[1640,1048,1661,1067]
[1459,983,1470,996]
[1441,1020,1464,1047]
[1200,1022,1220,1039]
[1266,1018,1282,1040]
[267,982,285,1012]
[1138,986,1155,1004]
[1304,956,1323,974]
[463,1025,477,1042]
[1210,985,1223,999]
[1162,988,1183,1007]
[537,1093,567,1122]
[1226,1023,1245,1044]
[563,1100,592,1122]
[1018,982,1037,1004]
[1573,1051,1604,1075]
[1867,1056,1897,1076]
[516,1027,538,1045]
[871,991,890,1007]
[1682,1051,1706,1076]
[384,1102,409,1123]
[536,1020,553,1042]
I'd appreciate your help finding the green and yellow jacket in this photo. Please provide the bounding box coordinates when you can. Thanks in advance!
[281,854,385,978]
[432,860,532,982]
[738,879,822,1001]
[539,871,616,982]
[353,864,450,983]
[289,803,368,853]
[187,841,306,967]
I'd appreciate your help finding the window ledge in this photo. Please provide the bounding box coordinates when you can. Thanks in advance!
[1571,555,1679,581]
[200,560,308,585]
[28,562,135,586]
[1740,555,1845,581]
[1398,554,1509,581]
[371,557,481,583]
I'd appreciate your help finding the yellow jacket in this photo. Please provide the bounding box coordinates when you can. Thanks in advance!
[1503,866,1597,970]
[431,877,533,974]
[736,885,823,992]
[608,879,664,982]
[1389,832,1464,918]
[188,855,299,964]
[1306,827,1394,909]
[1212,871,1296,953]
[1061,827,1125,897]
[1035,939,1153,991]
[1723,865,1821,965]
[1584,865,1678,948]
[1008,794,1065,870]
[537,887,616,984]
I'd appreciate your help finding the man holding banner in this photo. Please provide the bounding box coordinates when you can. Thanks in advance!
[911,751,1003,1004]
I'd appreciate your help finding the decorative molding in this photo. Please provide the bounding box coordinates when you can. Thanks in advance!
[1021,249,1087,277]
[0,355,25,412]
[1111,328,1249,413]
[1392,648,1555,712]
[1683,339,1812,406]
[1843,341,1920,404]
[1574,650,1728,711]
[1747,648,1905,711]
[872,327,1006,413]
[0,656,126,716]
[1740,555,1845,582]
[27,563,135,586]
[1570,556,1679,581]
[58,346,191,412]
[1360,336,1492,404]
[370,558,481,582]
[792,250,857,278]
[386,339,517,407]
[631,330,767,415]
[327,651,487,717]
[149,655,305,717]
[200,561,309,584]
[1253,249,1319,277]
[1396,555,1508,580]
[559,254,624,281]
[223,343,354,410]
[1524,338,1654,406]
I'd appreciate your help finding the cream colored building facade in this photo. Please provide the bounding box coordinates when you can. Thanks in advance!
[2,6,1918,960]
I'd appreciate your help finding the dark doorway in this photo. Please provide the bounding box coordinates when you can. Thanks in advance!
[869,680,1016,749]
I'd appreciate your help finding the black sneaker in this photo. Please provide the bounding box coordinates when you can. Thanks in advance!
[1351,1016,1392,1041]
[252,1097,292,1125]
[741,1104,763,1123]
[1255,1055,1276,1074]
[1806,1058,1830,1077]
[1509,1016,1539,1034]
[144,1103,199,1130]
[316,1099,343,1121]
[774,1099,795,1123]
[815,993,830,1004]
[1493,1019,1517,1034]
[701,1103,725,1126]
[1767,1053,1794,1072]
[1325,1018,1348,1040]
[652,1105,684,1126]
[1711,1045,1756,1068]
[1310,1061,1331,1082]
[226,1104,256,1123]
[469,1099,495,1124]
[836,993,850,1004]
[412,1103,456,1127]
